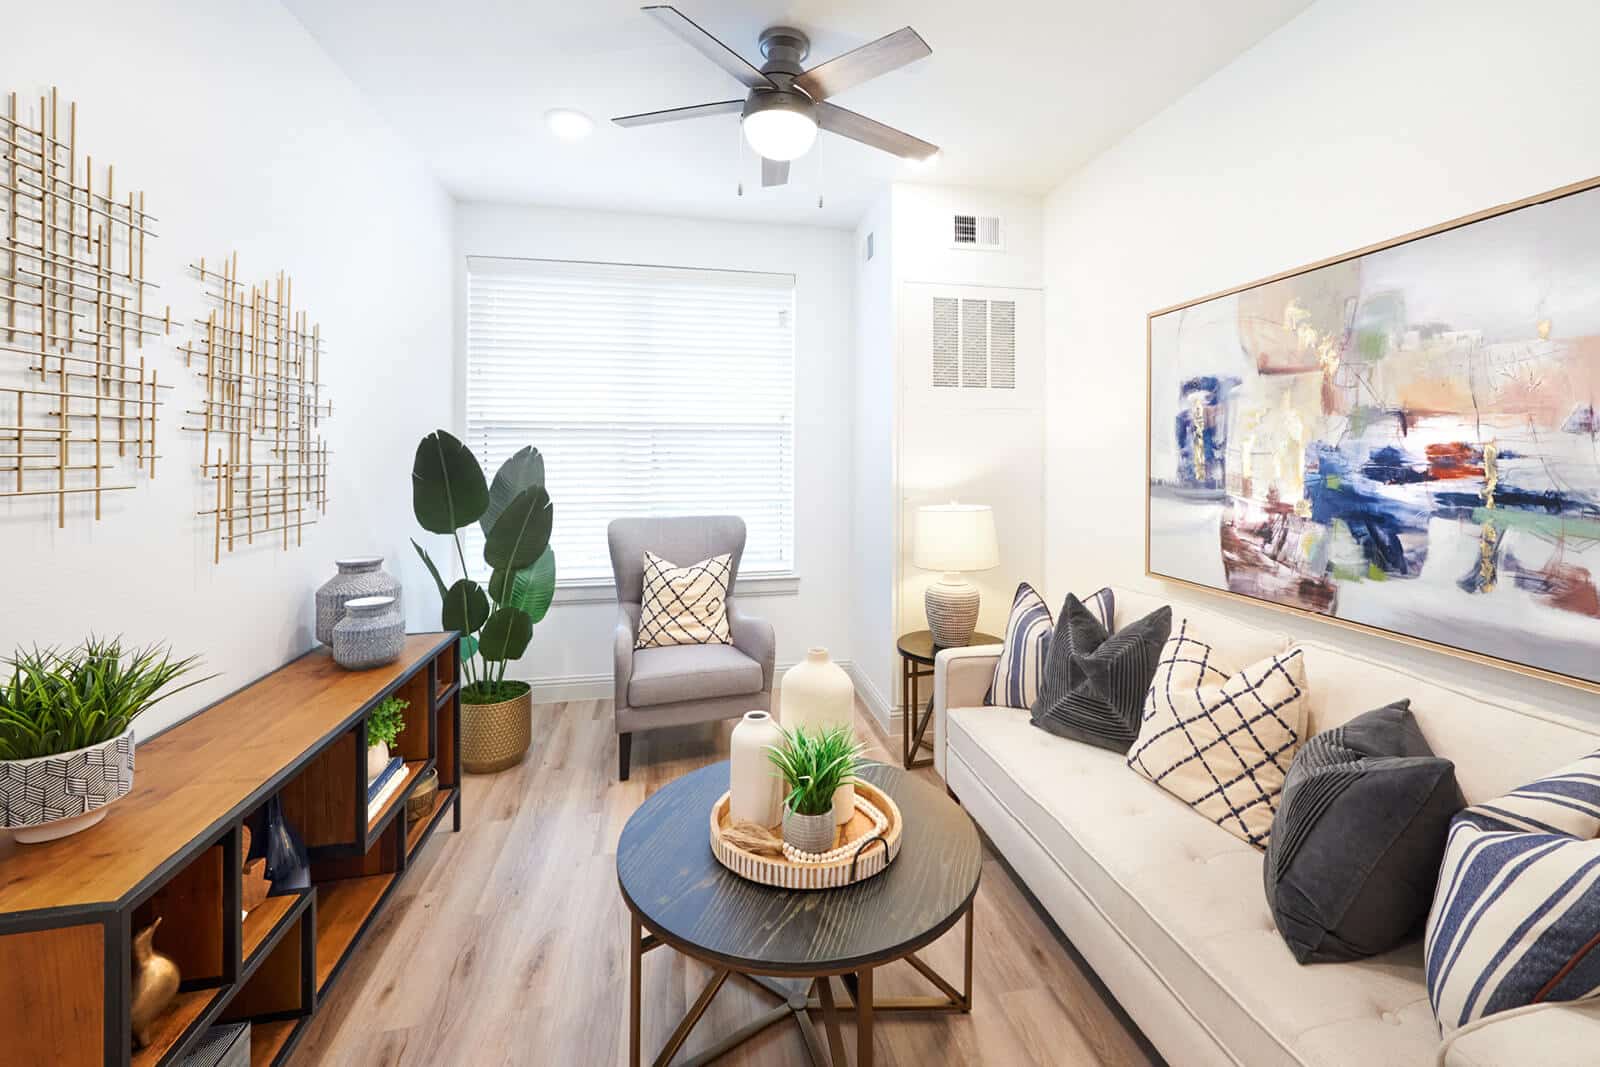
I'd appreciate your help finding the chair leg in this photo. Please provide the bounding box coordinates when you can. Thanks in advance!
[619,732,632,780]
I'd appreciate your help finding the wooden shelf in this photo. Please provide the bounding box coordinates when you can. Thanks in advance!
[250,1019,298,1066]
[406,787,455,856]
[242,893,301,965]
[132,986,226,1067]
[313,874,393,992]
[0,633,460,1067]
[366,759,428,839]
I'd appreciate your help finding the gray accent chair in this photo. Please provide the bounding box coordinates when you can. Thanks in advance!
[609,515,775,780]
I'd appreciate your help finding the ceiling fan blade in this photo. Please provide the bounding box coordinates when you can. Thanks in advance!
[612,99,744,127]
[794,27,931,101]
[815,102,939,161]
[643,5,775,90]
[761,157,790,187]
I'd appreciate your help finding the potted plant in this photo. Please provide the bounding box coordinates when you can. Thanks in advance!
[766,724,866,854]
[411,430,555,773]
[0,638,207,843]
[366,696,407,782]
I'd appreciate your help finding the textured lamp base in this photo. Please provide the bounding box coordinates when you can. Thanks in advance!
[925,575,980,648]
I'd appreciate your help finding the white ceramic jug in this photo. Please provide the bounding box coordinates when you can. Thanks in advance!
[780,648,858,824]
[729,710,784,827]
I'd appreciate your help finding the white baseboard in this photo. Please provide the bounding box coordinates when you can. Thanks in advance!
[844,660,900,737]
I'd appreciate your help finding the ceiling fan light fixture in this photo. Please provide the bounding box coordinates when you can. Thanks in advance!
[741,91,817,161]
[545,107,595,141]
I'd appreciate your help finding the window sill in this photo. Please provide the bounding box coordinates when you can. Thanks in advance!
[552,572,800,604]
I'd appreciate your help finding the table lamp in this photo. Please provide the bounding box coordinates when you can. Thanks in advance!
[913,503,999,648]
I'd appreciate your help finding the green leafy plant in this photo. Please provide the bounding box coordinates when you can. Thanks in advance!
[0,638,210,761]
[411,430,556,705]
[367,696,408,749]
[765,724,867,817]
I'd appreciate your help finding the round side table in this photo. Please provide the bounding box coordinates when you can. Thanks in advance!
[616,760,982,1066]
[896,630,1000,769]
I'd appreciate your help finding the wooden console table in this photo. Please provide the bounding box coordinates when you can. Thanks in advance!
[0,633,462,1067]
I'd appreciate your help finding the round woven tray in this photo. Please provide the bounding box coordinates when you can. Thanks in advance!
[709,780,903,890]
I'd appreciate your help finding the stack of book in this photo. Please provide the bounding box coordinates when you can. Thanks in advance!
[367,755,407,818]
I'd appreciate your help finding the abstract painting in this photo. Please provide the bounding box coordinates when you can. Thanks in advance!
[1147,177,1600,688]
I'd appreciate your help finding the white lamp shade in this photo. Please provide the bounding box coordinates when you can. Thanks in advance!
[913,504,999,572]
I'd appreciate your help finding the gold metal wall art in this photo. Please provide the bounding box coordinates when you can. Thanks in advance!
[180,252,330,563]
[0,87,171,527]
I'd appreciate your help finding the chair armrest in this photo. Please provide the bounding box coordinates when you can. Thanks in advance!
[932,644,1003,779]
[727,602,775,690]
[614,602,641,719]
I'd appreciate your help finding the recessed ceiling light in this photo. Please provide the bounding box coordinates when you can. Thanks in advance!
[545,108,594,141]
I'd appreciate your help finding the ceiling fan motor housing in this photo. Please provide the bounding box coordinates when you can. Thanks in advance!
[758,26,810,76]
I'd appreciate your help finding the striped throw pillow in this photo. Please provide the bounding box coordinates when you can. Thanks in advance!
[985,585,1112,709]
[635,551,733,649]
[1425,752,1600,1035]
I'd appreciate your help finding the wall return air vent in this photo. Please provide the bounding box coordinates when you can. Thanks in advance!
[931,296,1016,390]
[951,213,1003,250]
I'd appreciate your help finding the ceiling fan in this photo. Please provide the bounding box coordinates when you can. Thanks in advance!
[613,5,939,188]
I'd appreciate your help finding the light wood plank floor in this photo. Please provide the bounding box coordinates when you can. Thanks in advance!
[289,697,1159,1067]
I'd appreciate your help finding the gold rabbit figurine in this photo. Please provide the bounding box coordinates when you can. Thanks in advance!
[131,917,180,1049]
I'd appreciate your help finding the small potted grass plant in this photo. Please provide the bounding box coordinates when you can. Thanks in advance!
[0,638,207,843]
[366,696,408,782]
[766,724,866,854]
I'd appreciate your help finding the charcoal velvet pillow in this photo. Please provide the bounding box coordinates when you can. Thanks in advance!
[1264,700,1464,964]
[1029,595,1170,753]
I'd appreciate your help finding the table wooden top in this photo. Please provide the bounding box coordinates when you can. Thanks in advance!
[0,634,452,917]
[615,761,981,975]
[896,630,1002,665]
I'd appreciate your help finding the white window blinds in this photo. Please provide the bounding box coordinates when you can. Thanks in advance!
[464,256,796,582]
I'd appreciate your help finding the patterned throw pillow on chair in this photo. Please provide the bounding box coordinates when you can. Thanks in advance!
[1029,594,1166,752]
[635,551,733,649]
[986,583,1112,710]
[1425,751,1600,1035]
[1127,620,1307,849]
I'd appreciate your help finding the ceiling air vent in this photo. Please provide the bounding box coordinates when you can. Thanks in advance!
[951,213,1002,251]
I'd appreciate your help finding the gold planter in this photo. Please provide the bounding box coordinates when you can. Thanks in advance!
[461,687,532,774]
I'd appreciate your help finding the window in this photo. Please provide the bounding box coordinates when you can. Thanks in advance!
[464,256,796,583]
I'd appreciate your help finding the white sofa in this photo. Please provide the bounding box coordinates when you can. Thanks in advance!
[932,586,1600,1067]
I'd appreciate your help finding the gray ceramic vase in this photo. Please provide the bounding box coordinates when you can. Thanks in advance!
[315,557,402,645]
[332,595,405,670]
[782,805,838,855]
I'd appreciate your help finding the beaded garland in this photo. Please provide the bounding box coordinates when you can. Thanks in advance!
[781,795,889,864]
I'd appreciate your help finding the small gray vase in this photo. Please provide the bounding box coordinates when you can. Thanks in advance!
[316,557,402,645]
[332,595,404,670]
[782,805,838,855]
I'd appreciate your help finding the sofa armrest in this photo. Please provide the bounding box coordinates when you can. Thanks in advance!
[727,602,775,690]
[932,645,1003,779]
[613,601,642,721]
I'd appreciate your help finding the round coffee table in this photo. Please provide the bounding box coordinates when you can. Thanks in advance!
[617,760,982,1066]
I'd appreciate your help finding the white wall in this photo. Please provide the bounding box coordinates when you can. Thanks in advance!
[452,202,855,693]
[0,0,453,737]
[850,191,897,718]
[890,184,1046,712]
[1044,0,1600,721]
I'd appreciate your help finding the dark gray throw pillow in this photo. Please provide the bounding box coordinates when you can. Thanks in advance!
[1029,596,1170,753]
[1264,700,1464,964]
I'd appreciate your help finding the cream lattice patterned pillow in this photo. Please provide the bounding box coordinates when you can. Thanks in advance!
[635,551,733,649]
[1126,620,1306,849]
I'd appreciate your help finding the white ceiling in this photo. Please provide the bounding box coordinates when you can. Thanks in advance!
[285,0,1313,228]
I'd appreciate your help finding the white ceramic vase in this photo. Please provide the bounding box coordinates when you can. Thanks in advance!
[780,648,857,825]
[367,740,389,783]
[729,710,784,828]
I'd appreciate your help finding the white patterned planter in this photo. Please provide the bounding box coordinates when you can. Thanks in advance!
[0,728,135,843]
